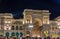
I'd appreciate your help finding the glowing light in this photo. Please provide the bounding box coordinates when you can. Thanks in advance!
[37,35,40,37]
[4,26,7,30]
[58,24,60,25]
[9,27,11,30]
[5,21,11,23]
[8,21,11,23]
[32,35,36,37]
[28,25,33,28]
[58,26,60,29]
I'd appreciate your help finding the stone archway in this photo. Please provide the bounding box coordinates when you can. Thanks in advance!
[33,18,42,37]
[34,18,42,26]
[26,31,30,36]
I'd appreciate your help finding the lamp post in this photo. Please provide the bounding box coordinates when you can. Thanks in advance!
[28,24,33,39]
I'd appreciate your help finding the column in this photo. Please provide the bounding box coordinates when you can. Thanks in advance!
[42,31,44,39]
[14,26,16,30]
[48,30,50,36]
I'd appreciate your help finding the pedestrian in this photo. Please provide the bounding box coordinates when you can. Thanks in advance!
[47,36,50,39]
[35,36,37,39]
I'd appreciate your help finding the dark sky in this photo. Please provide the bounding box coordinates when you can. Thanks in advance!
[0,0,60,20]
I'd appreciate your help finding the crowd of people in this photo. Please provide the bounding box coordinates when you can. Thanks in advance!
[0,36,60,39]
[21,36,60,39]
[21,36,51,39]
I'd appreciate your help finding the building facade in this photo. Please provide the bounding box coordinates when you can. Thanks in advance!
[0,9,60,38]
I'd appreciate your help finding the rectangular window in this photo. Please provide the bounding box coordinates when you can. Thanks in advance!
[20,26,23,30]
[11,26,14,30]
[16,26,18,30]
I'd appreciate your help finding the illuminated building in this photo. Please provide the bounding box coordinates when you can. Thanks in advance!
[0,9,60,39]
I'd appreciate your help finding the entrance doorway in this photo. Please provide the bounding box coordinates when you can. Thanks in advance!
[26,31,30,37]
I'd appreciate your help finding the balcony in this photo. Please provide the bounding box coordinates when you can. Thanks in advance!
[4,30,24,33]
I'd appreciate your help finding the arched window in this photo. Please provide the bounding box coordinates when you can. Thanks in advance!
[5,32,9,37]
[16,32,19,37]
[11,32,15,36]
[11,26,14,30]
[16,26,18,30]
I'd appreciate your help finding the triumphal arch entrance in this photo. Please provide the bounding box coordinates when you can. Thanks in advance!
[23,9,50,37]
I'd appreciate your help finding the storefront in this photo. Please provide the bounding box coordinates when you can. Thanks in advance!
[0,32,3,39]
[44,30,49,37]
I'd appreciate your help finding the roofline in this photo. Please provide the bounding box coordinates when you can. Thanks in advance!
[24,9,49,12]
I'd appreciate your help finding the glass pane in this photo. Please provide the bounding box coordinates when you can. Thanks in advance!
[16,26,18,30]
[11,26,14,30]
[20,26,22,30]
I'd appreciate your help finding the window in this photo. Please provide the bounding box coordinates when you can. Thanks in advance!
[20,26,23,30]
[43,16,49,24]
[7,28,8,30]
[52,27,54,30]
[11,26,14,30]
[26,19,30,24]
[44,16,48,19]
[16,26,18,30]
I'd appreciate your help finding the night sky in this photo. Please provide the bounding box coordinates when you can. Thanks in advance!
[0,0,60,20]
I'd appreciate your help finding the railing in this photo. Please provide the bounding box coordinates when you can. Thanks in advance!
[4,30,24,32]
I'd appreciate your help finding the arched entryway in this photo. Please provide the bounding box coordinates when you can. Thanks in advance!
[33,18,42,37]
[26,31,30,37]
[34,18,42,26]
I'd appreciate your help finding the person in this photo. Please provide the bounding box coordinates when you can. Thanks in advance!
[39,37,42,39]
[22,37,25,39]
[47,36,50,39]
[20,37,22,39]
[35,36,37,39]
